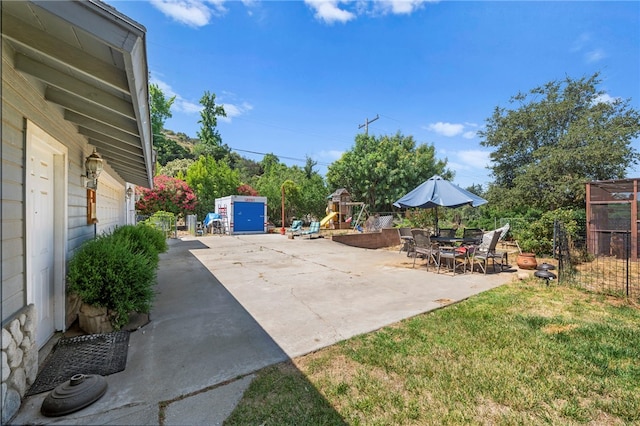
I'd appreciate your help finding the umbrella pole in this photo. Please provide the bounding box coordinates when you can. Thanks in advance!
[434,207,439,235]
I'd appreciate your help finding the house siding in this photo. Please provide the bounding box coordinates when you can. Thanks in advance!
[2,37,127,422]
[97,171,127,236]
[2,40,27,322]
[2,37,129,322]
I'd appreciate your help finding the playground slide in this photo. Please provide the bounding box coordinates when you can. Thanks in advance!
[320,211,338,227]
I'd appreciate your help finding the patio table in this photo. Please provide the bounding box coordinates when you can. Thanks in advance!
[432,237,478,274]
[431,237,478,246]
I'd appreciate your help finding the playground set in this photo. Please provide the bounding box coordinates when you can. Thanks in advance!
[320,188,367,230]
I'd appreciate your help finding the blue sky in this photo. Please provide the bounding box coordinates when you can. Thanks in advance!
[110,0,640,189]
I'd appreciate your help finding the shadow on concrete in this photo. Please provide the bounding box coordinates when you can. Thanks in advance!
[152,238,348,424]
[10,238,347,425]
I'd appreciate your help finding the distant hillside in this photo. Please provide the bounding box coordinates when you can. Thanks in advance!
[163,129,198,152]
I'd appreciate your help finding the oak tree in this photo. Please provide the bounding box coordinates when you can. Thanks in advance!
[480,73,640,210]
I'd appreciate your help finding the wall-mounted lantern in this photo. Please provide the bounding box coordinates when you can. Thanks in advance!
[82,149,103,190]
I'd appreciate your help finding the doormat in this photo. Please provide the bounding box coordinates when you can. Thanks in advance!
[26,331,130,396]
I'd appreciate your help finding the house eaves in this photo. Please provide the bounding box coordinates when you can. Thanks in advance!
[1,0,154,188]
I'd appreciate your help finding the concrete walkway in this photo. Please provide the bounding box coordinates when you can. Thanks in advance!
[11,234,514,425]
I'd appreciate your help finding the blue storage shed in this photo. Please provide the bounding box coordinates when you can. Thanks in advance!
[215,195,268,235]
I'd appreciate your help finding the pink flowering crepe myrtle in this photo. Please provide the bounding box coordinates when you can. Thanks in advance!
[237,184,259,196]
[135,175,198,217]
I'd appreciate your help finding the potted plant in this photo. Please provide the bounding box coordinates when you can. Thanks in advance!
[66,224,166,333]
[515,238,538,270]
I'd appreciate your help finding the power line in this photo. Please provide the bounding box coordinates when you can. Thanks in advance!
[230,147,332,166]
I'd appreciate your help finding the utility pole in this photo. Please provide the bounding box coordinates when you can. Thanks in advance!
[358,114,379,135]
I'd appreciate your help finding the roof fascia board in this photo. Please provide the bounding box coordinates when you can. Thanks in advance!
[32,0,144,50]
[124,34,154,188]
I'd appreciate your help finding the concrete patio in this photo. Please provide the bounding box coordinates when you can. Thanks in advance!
[11,234,514,425]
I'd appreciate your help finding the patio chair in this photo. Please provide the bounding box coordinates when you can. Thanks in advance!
[472,231,502,274]
[288,220,304,236]
[436,234,469,275]
[462,228,484,245]
[490,223,510,270]
[398,227,415,256]
[302,221,321,239]
[438,228,457,238]
[411,229,439,270]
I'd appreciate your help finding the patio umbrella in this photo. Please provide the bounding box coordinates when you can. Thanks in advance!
[393,175,487,232]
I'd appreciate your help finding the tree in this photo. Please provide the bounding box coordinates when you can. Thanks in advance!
[327,132,451,212]
[135,175,197,217]
[158,158,195,179]
[149,84,190,165]
[232,153,263,183]
[155,136,191,166]
[253,155,327,225]
[480,73,640,211]
[303,156,316,179]
[194,91,231,161]
[150,83,173,138]
[185,156,240,219]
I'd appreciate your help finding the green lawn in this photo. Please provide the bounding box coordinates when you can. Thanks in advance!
[224,281,640,425]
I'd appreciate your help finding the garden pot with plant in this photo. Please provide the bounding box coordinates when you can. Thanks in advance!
[66,224,166,333]
[516,252,538,270]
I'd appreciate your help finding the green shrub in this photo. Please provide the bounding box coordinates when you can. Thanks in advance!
[402,209,436,229]
[112,224,168,267]
[511,208,582,255]
[66,234,156,329]
[141,211,176,238]
[135,223,169,254]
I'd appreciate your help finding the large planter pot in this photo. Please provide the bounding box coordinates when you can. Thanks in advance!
[78,303,113,334]
[516,253,537,270]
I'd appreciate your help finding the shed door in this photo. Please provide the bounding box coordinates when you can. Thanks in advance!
[234,202,264,232]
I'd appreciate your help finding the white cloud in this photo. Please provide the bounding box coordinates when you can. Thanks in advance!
[427,121,480,138]
[150,0,435,27]
[586,48,606,63]
[151,76,254,121]
[150,76,176,98]
[427,122,464,137]
[305,0,435,23]
[150,75,203,114]
[457,149,490,170]
[374,0,433,15]
[150,0,227,27]
[571,33,606,63]
[318,149,345,161]
[445,150,492,187]
[571,32,591,52]
[594,93,618,105]
[178,100,203,114]
[304,0,356,24]
[220,102,254,122]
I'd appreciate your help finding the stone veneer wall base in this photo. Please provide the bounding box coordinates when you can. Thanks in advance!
[2,304,38,424]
